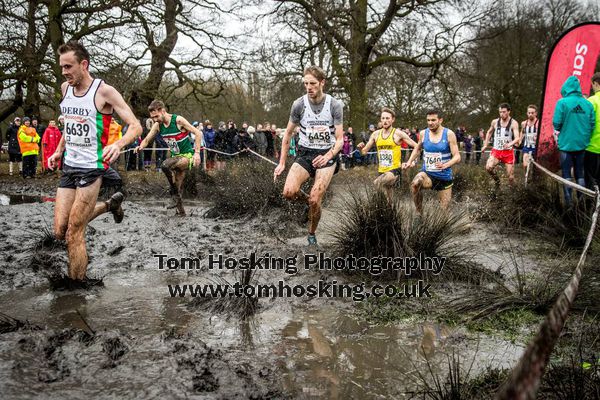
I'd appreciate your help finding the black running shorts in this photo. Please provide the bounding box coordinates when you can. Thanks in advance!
[427,174,453,191]
[295,146,340,178]
[59,164,122,189]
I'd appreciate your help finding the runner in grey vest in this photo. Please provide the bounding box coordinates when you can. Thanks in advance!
[274,66,344,246]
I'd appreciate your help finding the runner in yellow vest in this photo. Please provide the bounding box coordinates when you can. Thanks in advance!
[358,107,417,201]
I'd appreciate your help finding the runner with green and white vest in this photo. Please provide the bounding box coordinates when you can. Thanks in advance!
[136,100,203,216]
[48,40,142,281]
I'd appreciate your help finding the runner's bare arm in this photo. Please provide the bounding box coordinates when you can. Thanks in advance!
[508,120,521,148]
[519,121,526,146]
[47,135,66,170]
[176,116,204,151]
[397,130,418,148]
[441,130,461,169]
[274,121,297,179]
[177,116,203,167]
[312,124,343,168]
[137,122,160,151]
[403,131,424,168]
[102,85,142,163]
[359,132,377,155]
[482,120,495,151]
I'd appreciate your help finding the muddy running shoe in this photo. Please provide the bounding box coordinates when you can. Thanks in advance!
[166,194,181,209]
[307,234,318,246]
[105,192,125,223]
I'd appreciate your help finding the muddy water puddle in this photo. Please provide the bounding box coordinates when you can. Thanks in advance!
[0,268,523,399]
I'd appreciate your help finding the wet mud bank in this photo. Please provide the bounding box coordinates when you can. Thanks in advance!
[2,170,588,398]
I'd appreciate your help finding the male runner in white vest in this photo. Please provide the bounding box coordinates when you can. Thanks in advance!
[48,41,142,281]
[136,100,202,215]
[520,104,538,170]
[274,66,344,246]
[481,103,521,186]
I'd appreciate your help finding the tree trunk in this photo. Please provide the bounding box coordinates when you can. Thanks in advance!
[129,0,179,117]
[47,0,65,104]
[347,70,368,135]
[346,0,368,139]
[22,0,41,118]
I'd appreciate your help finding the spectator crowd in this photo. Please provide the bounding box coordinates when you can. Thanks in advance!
[1,72,598,191]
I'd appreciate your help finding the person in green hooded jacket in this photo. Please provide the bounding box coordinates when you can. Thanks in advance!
[584,72,600,189]
[552,76,596,204]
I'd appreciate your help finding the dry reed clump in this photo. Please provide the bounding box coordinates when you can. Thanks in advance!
[182,167,217,197]
[407,350,510,399]
[410,348,599,399]
[205,160,285,218]
[0,313,41,334]
[448,248,574,324]
[329,187,500,283]
[480,176,595,249]
[451,163,496,199]
[189,269,259,320]
[205,159,329,220]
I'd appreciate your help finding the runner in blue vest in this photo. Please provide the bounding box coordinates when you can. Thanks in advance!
[403,110,461,214]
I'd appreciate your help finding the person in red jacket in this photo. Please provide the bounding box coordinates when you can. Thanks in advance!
[42,119,62,172]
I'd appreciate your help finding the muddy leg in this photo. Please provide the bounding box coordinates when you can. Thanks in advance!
[65,179,102,280]
[174,169,186,215]
[54,188,76,240]
[309,165,336,234]
[282,163,310,204]
[161,157,180,195]
[411,172,432,215]
[374,172,397,204]
[170,157,192,215]
[486,156,501,187]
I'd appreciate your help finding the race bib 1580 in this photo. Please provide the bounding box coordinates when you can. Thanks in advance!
[378,150,393,167]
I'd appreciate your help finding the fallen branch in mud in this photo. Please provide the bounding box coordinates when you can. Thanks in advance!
[0,313,41,334]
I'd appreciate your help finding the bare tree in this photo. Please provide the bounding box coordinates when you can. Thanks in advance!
[260,0,489,138]
[125,0,242,116]
[0,0,140,121]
